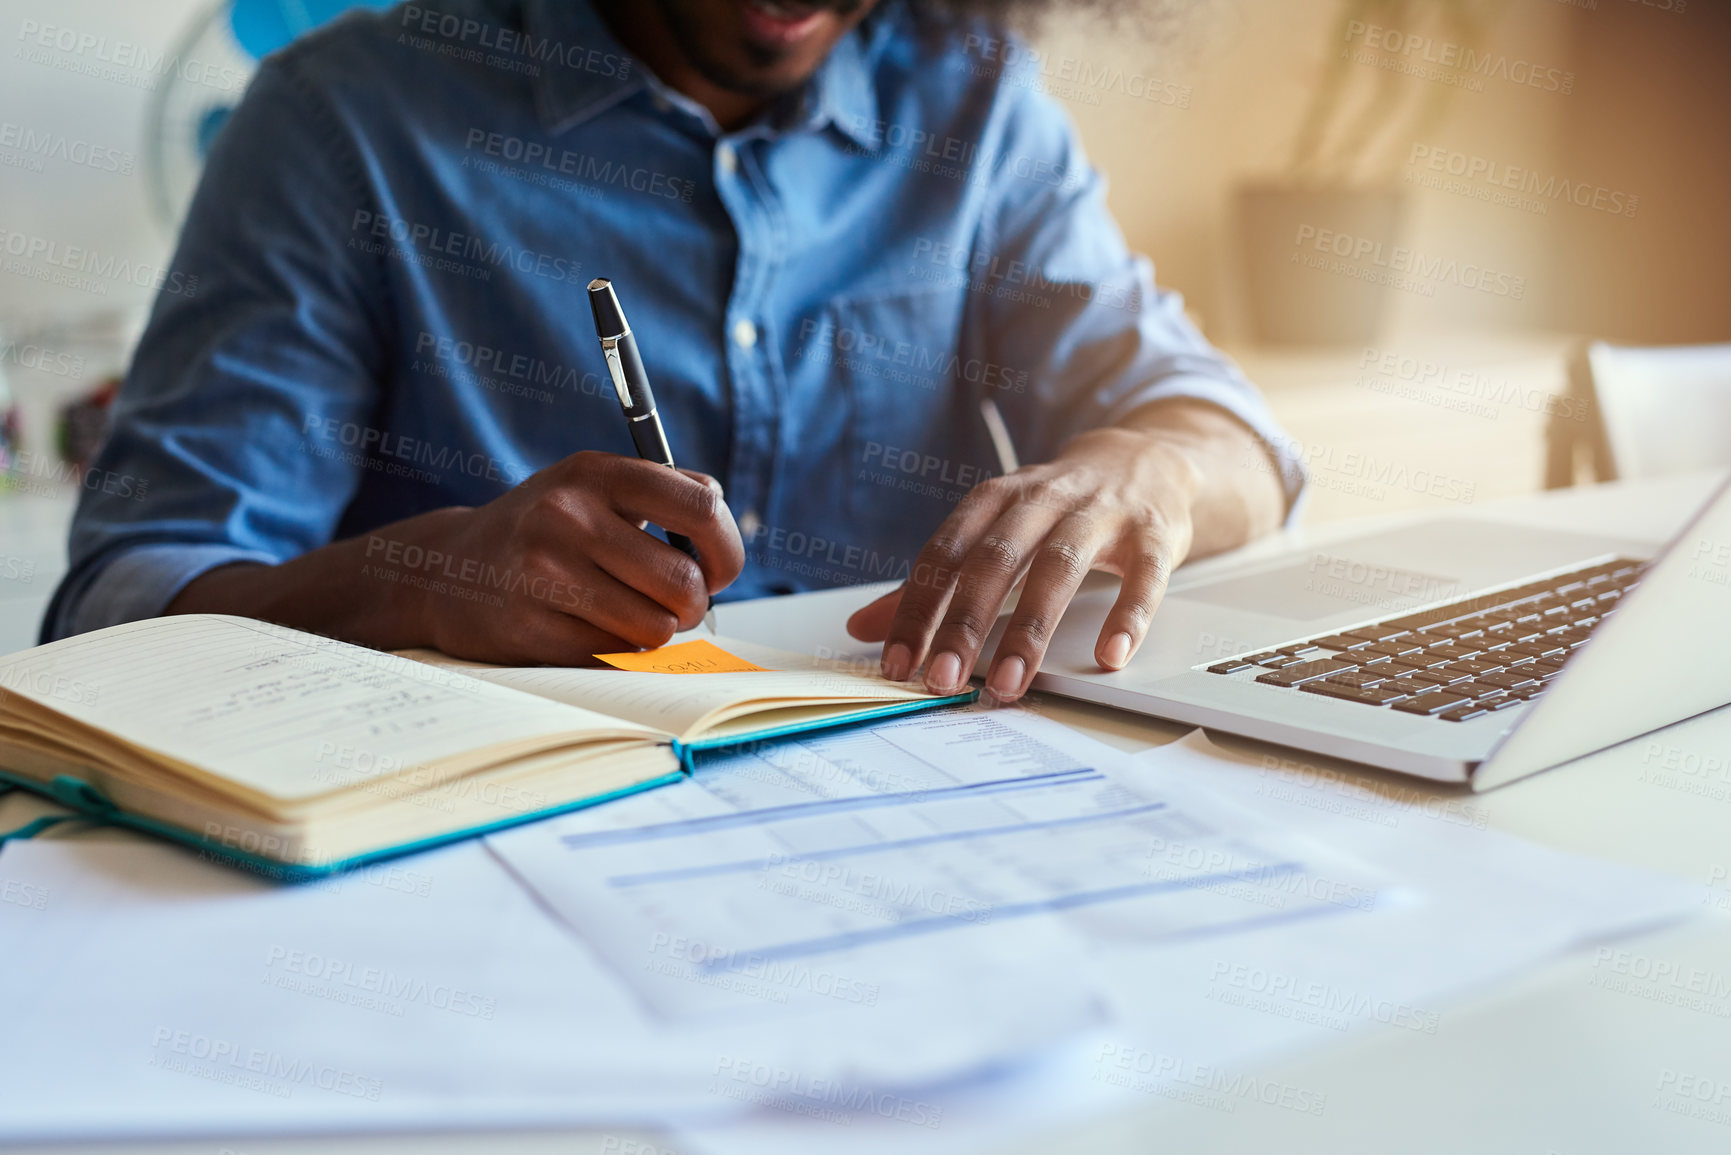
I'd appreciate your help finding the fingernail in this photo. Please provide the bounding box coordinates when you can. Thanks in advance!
[882,643,911,682]
[1102,631,1133,669]
[927,651,962,693]
[987,656,1025,701]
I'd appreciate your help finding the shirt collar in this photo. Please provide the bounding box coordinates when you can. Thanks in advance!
[799,19,882,152]
[522,0,646,133]
[525,0,882,148]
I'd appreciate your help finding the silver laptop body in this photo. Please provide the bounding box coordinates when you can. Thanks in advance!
[1023,477,1731,790]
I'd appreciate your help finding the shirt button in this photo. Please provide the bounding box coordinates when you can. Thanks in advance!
[739,509,762,538]
[716,142,738,175]
[731,318,758,348]
[650,92,671,114]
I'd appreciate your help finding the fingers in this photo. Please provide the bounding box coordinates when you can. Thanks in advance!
[676,468,724,498]
[878,479,1019,683]
[557,561,690,648]
[585,515,712,630]
[613,467,744,592]
[845,587,903,644]
[556,453,745,593]
[981,515,1102,702]
[1095,542,1174,672]
[917,503,1069,695]
[461,601,637,667]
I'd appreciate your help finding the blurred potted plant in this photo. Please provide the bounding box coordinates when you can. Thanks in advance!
[1238,0,1502,345]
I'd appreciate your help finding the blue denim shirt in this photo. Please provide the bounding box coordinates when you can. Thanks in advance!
[45,0,1303,641]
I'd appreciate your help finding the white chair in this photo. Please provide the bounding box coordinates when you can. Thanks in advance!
[1545,340,1731,487]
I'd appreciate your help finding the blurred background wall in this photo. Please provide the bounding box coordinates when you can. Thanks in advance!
[3,0,1729,518]
[1048,0,1731,346]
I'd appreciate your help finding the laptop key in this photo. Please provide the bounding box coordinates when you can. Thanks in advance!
[1344,626,1411,642]
[1442,658,1504,677]
[1255,659,1358,687]
[1439,703,1490,721]
[1207,659,1258,674]
[1393,692,1472,715]
[1453,614,1502,634]
[1308,634,1375,651]
[1479,670,1540,691]
[1301,682,1411,706]
[1323,671,1391,688]
[1381,605,1474,632]
[1411,668,1473,686]
[1366,639,1424,658]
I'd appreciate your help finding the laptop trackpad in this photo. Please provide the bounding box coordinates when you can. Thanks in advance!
[1180,558,1463,621]
[1175,518,1651,623]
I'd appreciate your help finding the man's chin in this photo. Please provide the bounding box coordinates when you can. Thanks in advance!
[693,48,817,101]
[737,0,839,52]
[659,0,861,100]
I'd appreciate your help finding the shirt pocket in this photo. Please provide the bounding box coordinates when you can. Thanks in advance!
[791,285,1005,568]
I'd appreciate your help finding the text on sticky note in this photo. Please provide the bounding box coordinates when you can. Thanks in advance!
[593,639,770,674]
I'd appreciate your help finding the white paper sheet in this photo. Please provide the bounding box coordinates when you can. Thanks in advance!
[5,718,1696,1149]
[0,838,743,1142]
[486,708,1391,1079]
[669,728,1703,1155]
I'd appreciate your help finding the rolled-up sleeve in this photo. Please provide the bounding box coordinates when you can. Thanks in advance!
[43,53,389,641]
[968,78,1305,520]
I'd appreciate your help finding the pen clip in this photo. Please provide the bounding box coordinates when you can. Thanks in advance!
[601,337,632,409]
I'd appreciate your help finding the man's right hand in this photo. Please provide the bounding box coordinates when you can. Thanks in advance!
[168,451,744,665]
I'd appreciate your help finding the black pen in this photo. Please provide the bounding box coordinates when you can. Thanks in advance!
[587,277,717,634]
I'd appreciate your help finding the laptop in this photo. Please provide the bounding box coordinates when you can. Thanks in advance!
[1021,475,1731,790]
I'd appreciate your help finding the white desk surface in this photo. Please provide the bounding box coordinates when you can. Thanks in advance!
[4,471,1730,1155]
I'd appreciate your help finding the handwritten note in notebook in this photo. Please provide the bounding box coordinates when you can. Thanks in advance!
[593,639,770,675]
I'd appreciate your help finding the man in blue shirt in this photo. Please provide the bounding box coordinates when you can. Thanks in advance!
[47,0,1303,704]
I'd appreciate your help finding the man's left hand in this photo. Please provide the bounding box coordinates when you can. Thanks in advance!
[845,403,1285,703]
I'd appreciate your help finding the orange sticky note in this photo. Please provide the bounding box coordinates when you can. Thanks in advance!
[593,639,770,674]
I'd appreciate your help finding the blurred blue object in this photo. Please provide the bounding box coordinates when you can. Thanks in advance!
[195,106,233,157]
[230,0,398,62]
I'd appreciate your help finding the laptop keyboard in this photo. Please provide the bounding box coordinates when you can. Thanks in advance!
[1204,557,1648,722]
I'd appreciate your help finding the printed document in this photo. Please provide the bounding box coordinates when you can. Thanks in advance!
[486,708,1389,1025]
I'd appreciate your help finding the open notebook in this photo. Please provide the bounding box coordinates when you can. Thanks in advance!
[0,615,971,879]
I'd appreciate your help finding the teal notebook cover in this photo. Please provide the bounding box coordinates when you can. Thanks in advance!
[0,690,976,882]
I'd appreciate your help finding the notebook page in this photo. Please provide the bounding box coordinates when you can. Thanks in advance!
[408,650,937,738]
[0,616,656,802]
